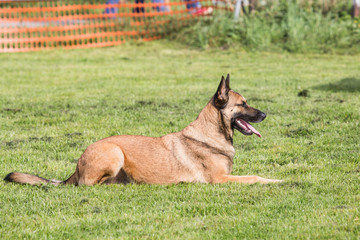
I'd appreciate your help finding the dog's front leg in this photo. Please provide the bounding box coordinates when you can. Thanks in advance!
[216,175,282,184]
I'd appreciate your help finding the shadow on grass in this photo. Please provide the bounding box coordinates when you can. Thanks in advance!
[313,78,360,92]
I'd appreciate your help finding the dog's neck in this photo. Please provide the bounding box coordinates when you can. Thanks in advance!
[186,99,234,144]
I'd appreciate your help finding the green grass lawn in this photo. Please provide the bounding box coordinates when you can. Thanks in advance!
[1,41,359,239]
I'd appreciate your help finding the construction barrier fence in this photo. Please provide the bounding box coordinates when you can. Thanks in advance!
[0,0,231,52]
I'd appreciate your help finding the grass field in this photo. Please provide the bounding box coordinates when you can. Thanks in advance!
[1,41,359,239]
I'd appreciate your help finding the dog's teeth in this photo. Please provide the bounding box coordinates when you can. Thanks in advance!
[236,120,244,128]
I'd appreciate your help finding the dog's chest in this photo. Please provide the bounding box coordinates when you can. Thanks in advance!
[175,144,235,183]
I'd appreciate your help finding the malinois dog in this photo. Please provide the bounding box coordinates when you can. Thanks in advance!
[5,74,282,186]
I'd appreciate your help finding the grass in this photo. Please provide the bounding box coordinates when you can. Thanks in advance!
[0,41,359,239]
[168,3,360,54]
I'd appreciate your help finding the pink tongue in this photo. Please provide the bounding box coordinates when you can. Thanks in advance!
[239,119,262,138]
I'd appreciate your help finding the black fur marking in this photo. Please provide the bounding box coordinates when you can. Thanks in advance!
[4,172,15,182]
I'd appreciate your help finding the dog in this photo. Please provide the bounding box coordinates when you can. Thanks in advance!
[4,74,282,186]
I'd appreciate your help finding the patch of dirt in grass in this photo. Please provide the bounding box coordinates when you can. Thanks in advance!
[286,127,313,138]
[298,89,309,97]
[280,181,313,189]
[3,136,53,148]
[2,108,22,113]
[4,139,24,148]
[333,205,351,209]
[28,136,53,142]
[68,142,81,148]
[247,97,275,103]
[92,207,102,213]
[123,100,176,111]
[65,132,82,138]
[80,198,89,204]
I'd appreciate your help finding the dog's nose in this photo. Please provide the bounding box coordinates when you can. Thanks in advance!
[252,111,266,123]
[260,112,266,120]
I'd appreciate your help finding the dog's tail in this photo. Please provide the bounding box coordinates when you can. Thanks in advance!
[4,172,64,186]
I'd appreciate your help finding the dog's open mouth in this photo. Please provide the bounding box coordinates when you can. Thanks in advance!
[234,118,262,138]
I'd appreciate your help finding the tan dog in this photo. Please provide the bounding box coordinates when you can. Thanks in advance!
[4,74,282,186]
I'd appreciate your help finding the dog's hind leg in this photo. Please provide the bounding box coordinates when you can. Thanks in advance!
[103,168,132,185]
[215,175,283,184]
[77,142,125,186]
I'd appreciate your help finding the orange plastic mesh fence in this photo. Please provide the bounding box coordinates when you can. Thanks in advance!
[0,0,231,52]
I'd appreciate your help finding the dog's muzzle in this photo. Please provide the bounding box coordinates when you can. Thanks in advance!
[232,112,266,138]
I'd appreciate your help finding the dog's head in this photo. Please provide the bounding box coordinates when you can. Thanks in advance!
[213,74,266,137]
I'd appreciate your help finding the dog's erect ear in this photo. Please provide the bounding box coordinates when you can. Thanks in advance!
[214,74,230,108]
[225,73,230,87]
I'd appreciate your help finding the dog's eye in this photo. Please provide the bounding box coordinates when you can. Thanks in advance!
[236,102,247,107]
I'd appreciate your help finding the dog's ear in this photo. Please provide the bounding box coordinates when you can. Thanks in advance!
[225,73,230,87]
[214,75,230,108]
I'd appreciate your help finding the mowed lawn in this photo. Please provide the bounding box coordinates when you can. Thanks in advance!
[0,41,359,239]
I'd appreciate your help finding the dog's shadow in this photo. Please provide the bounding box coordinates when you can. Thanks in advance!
[313,77,360,92]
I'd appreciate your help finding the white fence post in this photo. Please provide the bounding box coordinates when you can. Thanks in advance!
[234,0,242,21]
